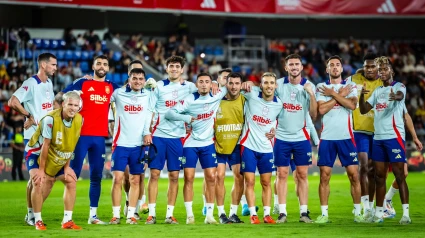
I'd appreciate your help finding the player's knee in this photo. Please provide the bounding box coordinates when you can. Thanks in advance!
[348,173,360,184]
[260,179,271,188]
[277,170,289,180]
[216,173,225,184]
[113,175,124,186]
[320,175,331,185]
[149,170,160,181]
[130,176,140,187]
[359,163,368,174]
[205,172,216,185]
[65,179,76,190]
[245,179,255,188]
[169,174,179,184]
[297,171,308,181]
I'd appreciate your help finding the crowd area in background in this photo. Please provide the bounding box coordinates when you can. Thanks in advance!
[1,28,425,151]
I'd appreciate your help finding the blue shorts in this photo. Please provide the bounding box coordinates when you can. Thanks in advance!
[217,145,241,169]
[372,139,406,163]
[354,132,373,158]
[241,146,274,174]
[148,137,182,171]
[25,153,64,177]
[318,139,358,167]
[183,144,217,169]
[111,146,145,175]
[274,139,312,167]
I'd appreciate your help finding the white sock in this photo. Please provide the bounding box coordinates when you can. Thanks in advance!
[184,202,194,217]
[202,195,206,207]
[229,204,238,216]
[206,203,214,217]
[321,205,328,216]
[34,212,42,222]
[27,208,34,219]
[354,204,361,216]
[125,192,129,202]
[141,195,146,204]
[217,205,225,215]
[263,206,271,217]
[279,204,287,215]
[385,186,399,201]
[274,194,278,205]
[240,195,247,207]
[112,206,120,218]
[361,195,370,212]
[249,206,257,216]
[383,199,387,210]
[166,205,174,218]
[402,204,409,217]
[127,207,136,219]
[148,203,156,217]
[375,206,384,218]
[63,210,73,223]
[369,201,374,210]
[90,207,98,218]
[300,205,308,215]
[136,200,143,212]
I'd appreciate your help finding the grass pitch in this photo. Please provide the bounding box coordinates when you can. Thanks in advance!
[0,173,424,237]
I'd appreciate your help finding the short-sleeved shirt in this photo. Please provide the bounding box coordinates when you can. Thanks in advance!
[13,75,54,139]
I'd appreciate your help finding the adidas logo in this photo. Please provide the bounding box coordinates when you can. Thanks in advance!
[201,0,216,9]
[353,158,358,162]
[377,0,396,14]
[88,87,95,91]
[395,154,402,159]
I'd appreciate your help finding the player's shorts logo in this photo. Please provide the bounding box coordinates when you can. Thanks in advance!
[111,159,114,168]
[181,156,186,164]
[29,159,34,167]
[172,90,178,99]
[131,95,138,104]
[395,154,402,159]
[105,86,110,94]
[262,106,269,116]
[269,158,274,164]
[349,152,357,157]
[241,162,245,169]
[212,153,216,158]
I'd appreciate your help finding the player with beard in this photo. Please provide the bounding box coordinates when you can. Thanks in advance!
[315,56,365,223]
[62,55,119,224]
[359,56,410,224]
[9,53,56,226]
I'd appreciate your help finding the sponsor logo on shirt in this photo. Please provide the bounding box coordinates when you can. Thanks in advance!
[165,100,184,108]
[252,115,272,125]
[375,103,387,111]
[53,148,73,160]
[216,123,242,132]
[90,94,108,104]
[42,102,53,110]
[197,110,214,120]
[124,105,143,114]
[283,103,303,112]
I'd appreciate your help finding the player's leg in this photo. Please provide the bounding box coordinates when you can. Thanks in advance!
[57,170,81,230]
[257,151,275,224]
[110,147,126,224]
[371,140,388,223]
[199,144,219,224]
[293,140,313,223]
[316,140,336,223]
[201,179,207,216]
[138,165,149,214]
[164,138,183,223]
[229,162,244,223]
[182,147,197,224]
[28,156,49,231]
[367,135,375,211]
[384,164,407,216]
[241,146,259,224]
[354,133,371,214]
[122,166,130,217]
[273,139,291,222]
[125,147,144,224]
[392,161,410,224]
[24,140,35,226]
[87,136,107,224]
[215,155,227,222]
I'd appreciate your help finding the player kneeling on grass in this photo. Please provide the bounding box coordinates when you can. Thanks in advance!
[109,68,153,225]
[26,91,83,230]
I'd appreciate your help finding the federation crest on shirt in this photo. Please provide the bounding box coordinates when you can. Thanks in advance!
[131,95,138,104]
[262,106,269,116]
[105,86,110,94]
[378,93,386,103]
[203,103,210,111]
[46,90,51,99]
[290,90,297,101]
[172,90,178,99]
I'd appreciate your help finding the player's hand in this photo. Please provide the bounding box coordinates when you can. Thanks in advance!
[143,135,152,145]
[414,138,423,151]
[211,82,219,95]
[319,86,336,97]
[82,74,93,80]
[360,83,370,95]
[190,117,195,123]
[33,170,45,186]
[338,85,352,97]
[24,116,36,130]
[388,87,396,101]
[144,78,157,89]
[241,81,253,92]
[304,83,314,95]
[185,123,192,134]
[265,128,276,140]
[64,167,77,182]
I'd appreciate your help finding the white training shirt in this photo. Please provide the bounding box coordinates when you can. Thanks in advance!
[240,90,283,153]
[316,80,358,140]
[165,87,228,147]
[111,86,153,147]
[13,75,54,139]
[150,79,197,138]
[366,81,406,140]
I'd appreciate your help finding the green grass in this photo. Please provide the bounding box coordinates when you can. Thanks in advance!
[0,173,424,237]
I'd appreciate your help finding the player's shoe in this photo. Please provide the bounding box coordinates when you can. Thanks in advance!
[219,214,232,224]
[250,215,260,224]
[372,216,384,223]
[272,204,279,215]
[165,216,179,224]
[62,220,82,230]
[263,215,276,224]
[299,212,313,223]
[141,203,149,214]
[202,206,207,216]
[242,204,250,216]
[228,214,244,223]
[134,213,141,221]
[354,215,367,223]
[383,210,395,219]
[109,217,121,225]
[363,209,373,222]
[399,216,411,225]
[126,217,138,225]
[186,216,195,224]
[88,216,107,225]
[315,215,330,224]
[385,200,396,216]
[204,216,218,224]
[35,220,47,230]
[145,216,156,225]
[25,214,35,226]
[276,213,287,224]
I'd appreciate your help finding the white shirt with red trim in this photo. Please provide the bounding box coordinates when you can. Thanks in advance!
[274,77,316,142]
[239,90,283,153]
[366,81,406,141]
[316,80,358,141]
